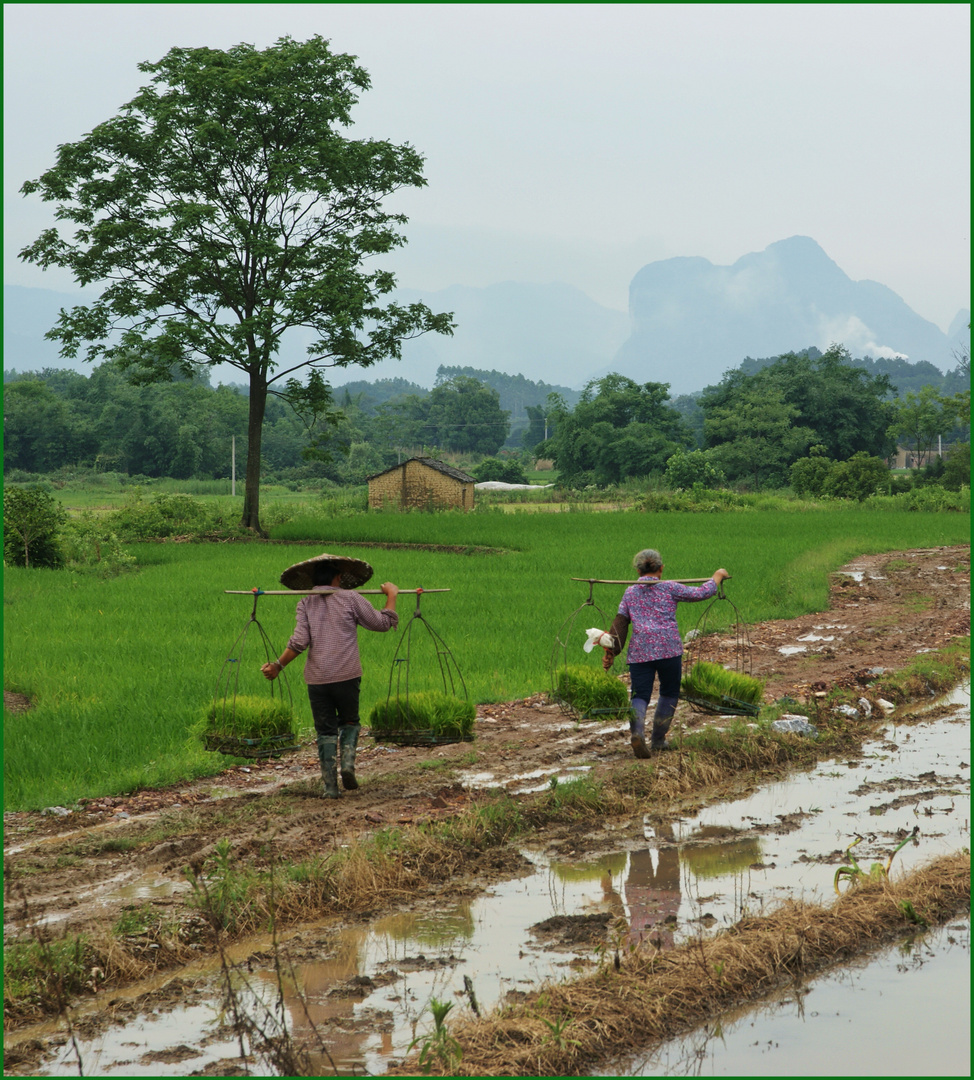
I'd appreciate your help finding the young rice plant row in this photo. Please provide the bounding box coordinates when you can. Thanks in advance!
[3,508,968,809]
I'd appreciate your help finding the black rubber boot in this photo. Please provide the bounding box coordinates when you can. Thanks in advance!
[316,735,341,799]
[651,696,679,751]
[629,697,651,759]
[338,724,360,791]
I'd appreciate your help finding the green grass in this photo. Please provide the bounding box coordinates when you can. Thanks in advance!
[4,506,969,809]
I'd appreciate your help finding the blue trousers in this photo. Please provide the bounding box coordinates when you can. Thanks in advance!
[628,655,682,704]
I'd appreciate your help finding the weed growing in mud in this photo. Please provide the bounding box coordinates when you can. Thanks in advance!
[833,829,919,894]
[410,998,464,1073]
[112,904,160,937]
[186,838,265,933]
[418,749,479,771]
[3,935,95,1010]
[541,775,605,813]
[436,796,525,847]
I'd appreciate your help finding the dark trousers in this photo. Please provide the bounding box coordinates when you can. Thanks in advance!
[628,655,682,704]
[307,678,361,738]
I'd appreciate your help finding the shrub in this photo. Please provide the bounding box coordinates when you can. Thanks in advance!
[555,665,630,718]
[682,661,766,708]
[942,443,971,490]
[368,692,476,738]
[821,452,890,501]
[3,484,66,568]
[474,458,529,485]
[664,449,727,490]
[60,513,137,577]
[790,454,833,497]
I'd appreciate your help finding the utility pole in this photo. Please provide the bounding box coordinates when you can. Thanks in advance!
[232,435,236,496]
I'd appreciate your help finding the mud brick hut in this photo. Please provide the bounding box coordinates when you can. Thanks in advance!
[367,457,477,511]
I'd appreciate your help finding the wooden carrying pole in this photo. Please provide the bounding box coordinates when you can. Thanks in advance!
[225,588,450,596]
[571,578,718,586]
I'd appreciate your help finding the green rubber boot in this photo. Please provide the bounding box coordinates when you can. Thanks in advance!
[629,697,651,759]
[339,724,360,791]
[651,696,679,751]
[316,735,341,799]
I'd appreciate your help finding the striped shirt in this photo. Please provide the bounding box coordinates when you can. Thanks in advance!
[616,577,717,662]
[287,588,399,684]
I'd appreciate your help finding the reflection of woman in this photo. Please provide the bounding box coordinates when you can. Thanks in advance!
[604,549,729,757]
[624,844,681,949]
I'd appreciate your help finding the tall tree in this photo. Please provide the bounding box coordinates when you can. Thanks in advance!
[888,386,954,467]
[548,375,689,485]
[426,375,510,454]
[19,36,453,532]
[700,344,896,463]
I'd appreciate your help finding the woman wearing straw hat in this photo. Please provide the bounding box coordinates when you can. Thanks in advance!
[602,549,729,757]
[262,553,399,798]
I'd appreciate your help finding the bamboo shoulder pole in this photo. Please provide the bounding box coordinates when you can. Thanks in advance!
[571,578,715,586]
[224,588,450,596]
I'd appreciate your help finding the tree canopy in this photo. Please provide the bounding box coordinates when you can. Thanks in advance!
[699,344,897,484]
[19,35,453,531]
[547,374,689,485]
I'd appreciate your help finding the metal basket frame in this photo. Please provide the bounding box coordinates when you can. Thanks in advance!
[549,580,630,722]
[209,590,298,756]
[372,591,472,746]
[681,587,758,717]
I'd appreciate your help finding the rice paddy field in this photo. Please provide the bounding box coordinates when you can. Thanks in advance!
[3,506,969,811]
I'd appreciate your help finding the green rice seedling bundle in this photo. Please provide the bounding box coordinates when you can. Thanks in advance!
[555,665,630,719]
[682,661,766,716]
[194,695,298,757]
[368,692,476,745]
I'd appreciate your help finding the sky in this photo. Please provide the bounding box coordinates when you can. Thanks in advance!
[3,3,970,332]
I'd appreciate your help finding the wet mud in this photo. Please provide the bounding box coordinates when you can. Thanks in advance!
[3,545,969,1076]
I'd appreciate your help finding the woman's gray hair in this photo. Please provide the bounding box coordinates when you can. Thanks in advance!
[633,548,663,575]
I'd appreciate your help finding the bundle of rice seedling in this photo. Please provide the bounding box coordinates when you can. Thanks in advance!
[682,661,765,716]
[368,692,476,744]
[193,695,297,757]
[555,665,630,719]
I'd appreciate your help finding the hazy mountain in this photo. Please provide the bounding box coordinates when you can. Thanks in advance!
[380,281,631,390]
[612,236,960,395]
[3,281,630,392]
[5,243,966,396]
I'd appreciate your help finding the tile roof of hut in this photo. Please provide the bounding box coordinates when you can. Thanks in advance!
[366,457,477,484]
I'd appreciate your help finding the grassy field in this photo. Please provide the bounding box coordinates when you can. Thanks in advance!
[3,506,969,810]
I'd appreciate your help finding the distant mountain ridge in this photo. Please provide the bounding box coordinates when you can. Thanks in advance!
[613,236,963,394]
[4,238,968,394]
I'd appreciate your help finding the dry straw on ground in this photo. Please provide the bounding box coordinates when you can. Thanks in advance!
[390,852,970,1076]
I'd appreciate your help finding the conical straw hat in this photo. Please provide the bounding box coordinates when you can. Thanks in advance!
[279,552,374,591]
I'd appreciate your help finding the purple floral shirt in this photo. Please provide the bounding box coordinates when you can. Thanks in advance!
[617,577,717,662]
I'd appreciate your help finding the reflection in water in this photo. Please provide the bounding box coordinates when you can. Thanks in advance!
[625,824,681,948]
[681,835,762,880]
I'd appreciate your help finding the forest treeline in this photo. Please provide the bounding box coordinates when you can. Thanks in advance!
[3,345,968,487]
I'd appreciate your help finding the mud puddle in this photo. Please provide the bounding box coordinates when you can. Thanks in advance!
[21,687,970,1076]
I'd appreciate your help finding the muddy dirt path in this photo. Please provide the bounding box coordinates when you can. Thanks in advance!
[3,545,969,1072]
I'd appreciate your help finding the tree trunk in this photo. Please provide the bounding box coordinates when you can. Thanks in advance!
[240,378,268,534]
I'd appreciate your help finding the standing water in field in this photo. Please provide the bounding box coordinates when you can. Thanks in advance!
[28,686,970,1077]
